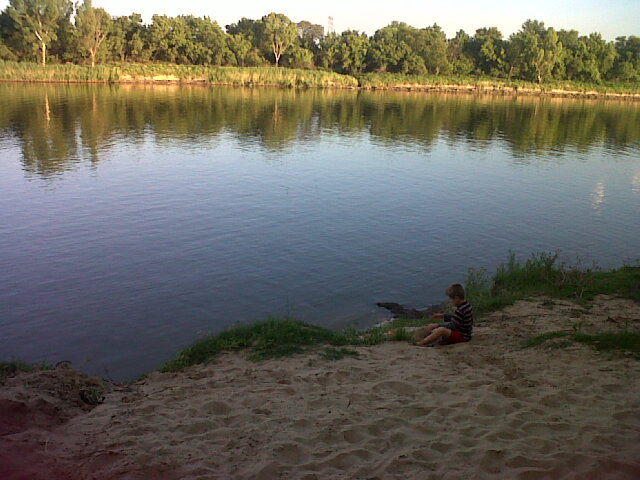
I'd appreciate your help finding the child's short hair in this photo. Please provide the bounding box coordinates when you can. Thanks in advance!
[445,283,465,299]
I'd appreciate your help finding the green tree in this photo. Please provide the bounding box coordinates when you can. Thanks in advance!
[508,20,563,82]
[612,36,640,81]
[413,24,451,75]
[282,44,314,69]
[7,0,73,65]
[367,22,450,75]
[297,20,323,54]
[367,23,412,72]
[227,33,251,66]
[107,13,148,62]
[467,27,507,76]
[0,37,17,59]
[226,17,261,46]
[74,0,110,67]
[448,30,474,74]
[334,30,370,75]
[558,30,617,82]
[147,15,229,65]
[260,12,298,66]
[317,31,340,70]
[0,9,19,59]
[182,15,228,65]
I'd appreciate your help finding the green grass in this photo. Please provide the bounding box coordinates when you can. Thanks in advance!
[0,360,51,384]
[466,251,640,316]
[163,251,640,372]
[161,317,361,371]
[357,72,640,96]
[523,331,640,358]
[2,61,638,96]
[0,61,359,88]
[319,347,361,361]
[161,317,424,372]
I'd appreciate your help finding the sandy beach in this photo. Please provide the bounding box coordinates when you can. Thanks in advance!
[2,294,639,480]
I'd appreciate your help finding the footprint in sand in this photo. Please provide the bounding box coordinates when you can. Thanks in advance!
[371,380,417,396]
[201,399,231,415]
[476,401,505,417]
[341,425,369,444]
[479,448,506,474]
[271,442,308,466]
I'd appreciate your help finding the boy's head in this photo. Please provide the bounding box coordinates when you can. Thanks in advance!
[445,283,465,304]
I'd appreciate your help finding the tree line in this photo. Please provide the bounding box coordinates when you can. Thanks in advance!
[1,0,639,83]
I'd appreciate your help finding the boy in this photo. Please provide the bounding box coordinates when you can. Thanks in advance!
[414,283,473,347]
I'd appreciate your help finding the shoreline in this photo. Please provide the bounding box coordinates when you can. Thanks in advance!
[360,83,640,100]
[3,77,640,101]
[1,294,639,479]
[1,62,640,101]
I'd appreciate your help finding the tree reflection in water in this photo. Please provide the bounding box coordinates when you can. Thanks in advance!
[1,83,639,179]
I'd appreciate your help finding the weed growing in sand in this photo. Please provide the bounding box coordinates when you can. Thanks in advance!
[161,317,422,371]
[320,347,360,361]
[162,317,363,371]
[523,331,640,358]
[467,251,640,315]
[385,328,415,342]
[522,331,572,348]
[0,360,51,384]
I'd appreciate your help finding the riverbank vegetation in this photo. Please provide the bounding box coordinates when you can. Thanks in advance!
[0,360,51,383]
[1,1,639,93]
[0,61,358,87]
[465,252,640,315]
[159,252,640,371]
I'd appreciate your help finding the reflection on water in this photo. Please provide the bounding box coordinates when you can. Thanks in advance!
[1,84,640,179]
[1,84,639,380]
[633,173,640,194]
[591,182,606,212]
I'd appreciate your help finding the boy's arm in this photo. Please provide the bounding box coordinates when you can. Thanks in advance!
[432,313,454,329]
[441,312,461,329]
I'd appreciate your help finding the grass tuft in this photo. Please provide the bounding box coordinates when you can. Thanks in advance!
[0,360,51,384]
[466,251,640,315]
[320,347,361,361]
[161,317,363,371]
[161,316,424,372]
[523,331,640,358]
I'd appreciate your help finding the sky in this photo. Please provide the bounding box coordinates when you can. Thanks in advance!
[1,0,638,41]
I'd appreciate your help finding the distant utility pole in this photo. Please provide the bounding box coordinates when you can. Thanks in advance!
[327,16,334,34]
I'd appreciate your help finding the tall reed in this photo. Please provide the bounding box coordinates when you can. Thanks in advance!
[0,61,359,88]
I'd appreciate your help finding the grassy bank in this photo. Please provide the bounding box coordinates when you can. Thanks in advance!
[465,252,640,315]
[358,72,640,98]
[3,253,638,376]
[161,318,414,372]
[160,252,639,371]
[0,360,51,384]
[523,330,640,358]
[2,61,640,97]
[0,61,359,88]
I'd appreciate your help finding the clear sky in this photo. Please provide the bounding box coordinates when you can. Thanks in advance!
[1,0,638,41]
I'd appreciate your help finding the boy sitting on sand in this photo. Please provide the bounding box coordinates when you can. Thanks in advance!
[414,283,473,347]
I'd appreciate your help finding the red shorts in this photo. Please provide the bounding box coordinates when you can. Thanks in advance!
[444,330,468,345]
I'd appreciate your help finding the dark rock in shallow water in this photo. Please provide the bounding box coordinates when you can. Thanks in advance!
[376,302,441,319]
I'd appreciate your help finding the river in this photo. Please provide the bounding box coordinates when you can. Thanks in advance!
[1,83,639,379]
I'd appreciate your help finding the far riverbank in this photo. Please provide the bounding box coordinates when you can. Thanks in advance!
[2,61,639,100]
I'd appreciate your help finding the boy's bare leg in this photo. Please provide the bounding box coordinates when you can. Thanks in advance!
[414,324,439,342]
[415,327,451,346]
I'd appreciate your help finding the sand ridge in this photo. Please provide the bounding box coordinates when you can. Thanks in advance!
[1,295,639,479]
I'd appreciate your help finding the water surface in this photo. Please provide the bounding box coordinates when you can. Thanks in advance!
[1,84,639,379]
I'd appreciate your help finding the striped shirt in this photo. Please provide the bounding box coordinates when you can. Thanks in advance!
[442,300,474,341]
